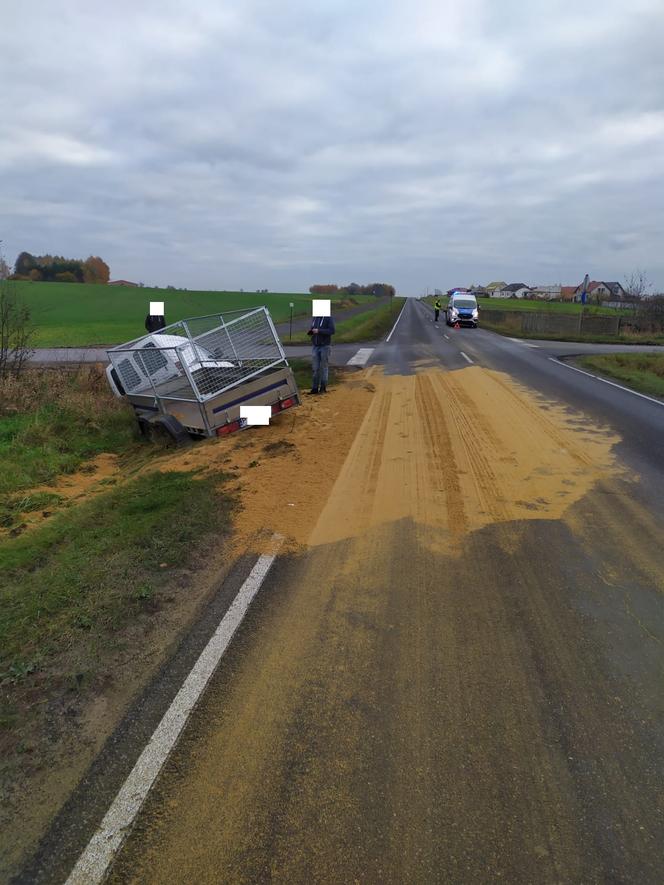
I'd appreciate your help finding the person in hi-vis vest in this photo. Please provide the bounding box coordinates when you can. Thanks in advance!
[434,297,442,323]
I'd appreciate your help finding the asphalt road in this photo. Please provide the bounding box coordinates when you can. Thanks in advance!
[27,300,664,884]
[27,342,373,367]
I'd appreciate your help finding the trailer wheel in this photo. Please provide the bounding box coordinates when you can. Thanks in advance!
[144,415,190,447]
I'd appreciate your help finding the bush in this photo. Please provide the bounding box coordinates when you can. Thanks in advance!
[0,280,34,378]
[636,295,664,332]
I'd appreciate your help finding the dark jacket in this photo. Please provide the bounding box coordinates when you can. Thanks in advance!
[145,314,166,333]
[310,315,336,346]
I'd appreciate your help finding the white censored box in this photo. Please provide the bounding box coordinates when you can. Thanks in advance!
[240,405,271,426]
[149,301,165,315]
[312,299,331,317]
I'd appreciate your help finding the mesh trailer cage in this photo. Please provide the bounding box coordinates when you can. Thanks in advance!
[107,306,287,404]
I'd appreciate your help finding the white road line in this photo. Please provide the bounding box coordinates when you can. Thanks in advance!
[444,334,450,340]
[346,347,374,366]
[507,337,539,348]
[385,300,408,343]
[65,534,284,885]
[460,351,474,364]
[549,358,664,408]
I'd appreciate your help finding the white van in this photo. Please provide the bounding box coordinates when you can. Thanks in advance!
[446,293,479,328]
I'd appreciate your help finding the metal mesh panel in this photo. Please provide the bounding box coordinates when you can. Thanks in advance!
[108,307,286,403]
[109,344,198,400]
[188,309,283,399]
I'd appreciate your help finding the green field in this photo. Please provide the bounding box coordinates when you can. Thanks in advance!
[288,297,406,344]
[422,294,623,316]
[13,281,371,347]
[576,353,664,398]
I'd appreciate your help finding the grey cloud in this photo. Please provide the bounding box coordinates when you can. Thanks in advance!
[1,0,663,292]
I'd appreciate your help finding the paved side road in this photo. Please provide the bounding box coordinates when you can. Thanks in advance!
[28,343,376,367]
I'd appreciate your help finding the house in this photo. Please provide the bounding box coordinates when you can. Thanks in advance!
[574,280,626,302]
[604,282,626,299]
[485,281,507,295]
[494,283,532,299]
[560,286,577,302]
[530,284,561,300]
[109,279,139,287]
[470,285,490,297]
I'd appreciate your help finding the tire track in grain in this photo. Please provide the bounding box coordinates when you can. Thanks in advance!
[414,373,468,536]
[432,372,513,523]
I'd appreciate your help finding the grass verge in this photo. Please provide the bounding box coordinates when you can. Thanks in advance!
[576,353,664,398]
[0,367,137,500]
[480,321,664,346]
[0,469,236,688]
[0,363,242,878]
[287,357,339,390]
[288,297,406,344]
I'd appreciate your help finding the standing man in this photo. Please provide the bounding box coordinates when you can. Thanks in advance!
[434,296,442,323]
[308,313,336,394]
[145,302,166,333]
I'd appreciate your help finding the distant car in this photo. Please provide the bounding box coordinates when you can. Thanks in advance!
[446,294,479,328]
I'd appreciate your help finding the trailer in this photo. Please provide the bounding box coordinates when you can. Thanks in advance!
[106,306,300,443]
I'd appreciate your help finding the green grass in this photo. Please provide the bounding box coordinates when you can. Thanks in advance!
[14,281,373,347]
[287,357,339,390]
[480,299,622,315]
[0,470,236,683]
[0,367,136,502]
[478,321,664,346]
[0,492,64,528]
[288,297,407,344]
[576,353,664,398]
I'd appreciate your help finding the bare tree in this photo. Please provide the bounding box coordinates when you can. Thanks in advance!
[623,269,652,301]
[0,279,35,377]
[637,294,664,333]
[0,240,10,280]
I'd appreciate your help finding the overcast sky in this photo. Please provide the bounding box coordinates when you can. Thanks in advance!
[2,0,663,294]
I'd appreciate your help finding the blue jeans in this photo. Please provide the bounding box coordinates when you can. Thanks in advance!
[312,345,330,390]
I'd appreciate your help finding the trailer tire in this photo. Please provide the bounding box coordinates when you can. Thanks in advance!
[144,415,190,447]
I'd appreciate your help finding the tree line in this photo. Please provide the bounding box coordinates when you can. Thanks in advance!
[10,251,110,284]
[309,282,396,297]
